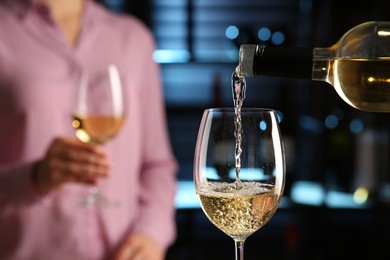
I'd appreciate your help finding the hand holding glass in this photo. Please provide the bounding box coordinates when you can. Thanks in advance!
[194,108,285,260]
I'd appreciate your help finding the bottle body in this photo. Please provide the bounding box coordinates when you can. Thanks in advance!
[238,21,390,112]
[317,57,390,112]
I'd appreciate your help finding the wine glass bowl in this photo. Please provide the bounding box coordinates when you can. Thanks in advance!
[73,65,126,145]
[72,64,126,207]
[194,108,285,259]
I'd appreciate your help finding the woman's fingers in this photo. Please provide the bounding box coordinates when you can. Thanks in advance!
[33,137,111,192]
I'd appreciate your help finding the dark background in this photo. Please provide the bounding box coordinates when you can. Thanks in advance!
[99,0,390,259]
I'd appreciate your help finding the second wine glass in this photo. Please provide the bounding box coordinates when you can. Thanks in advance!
[72,64,126,208]
[194,108,285,260]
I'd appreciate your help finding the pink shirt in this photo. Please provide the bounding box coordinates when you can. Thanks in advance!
[0,0,178,259]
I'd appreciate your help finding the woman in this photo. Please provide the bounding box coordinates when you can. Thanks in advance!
[0,0,178,259]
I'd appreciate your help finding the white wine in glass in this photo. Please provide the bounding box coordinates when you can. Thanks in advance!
[72,64,126,207]
[194,108,285,260]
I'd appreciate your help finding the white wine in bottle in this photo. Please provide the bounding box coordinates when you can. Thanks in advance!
[238,21,390,112]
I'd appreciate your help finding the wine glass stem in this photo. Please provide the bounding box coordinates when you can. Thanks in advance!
[235,240,245,260]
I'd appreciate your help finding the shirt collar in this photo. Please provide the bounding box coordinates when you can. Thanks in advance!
[2,0,117,31]
[1,0,33,18]
[2,0,102,21]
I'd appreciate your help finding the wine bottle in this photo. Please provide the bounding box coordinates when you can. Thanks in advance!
[237,21,390,112]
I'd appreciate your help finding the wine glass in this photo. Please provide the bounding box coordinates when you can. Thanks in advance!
[194,108,285,260]
[72,64,126,208]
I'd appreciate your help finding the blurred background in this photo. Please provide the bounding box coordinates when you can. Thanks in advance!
[99,0,390,259]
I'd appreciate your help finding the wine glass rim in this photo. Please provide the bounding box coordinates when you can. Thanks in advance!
[205,107,276,113]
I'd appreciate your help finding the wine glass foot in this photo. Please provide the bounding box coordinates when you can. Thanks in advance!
[79,187,120,208]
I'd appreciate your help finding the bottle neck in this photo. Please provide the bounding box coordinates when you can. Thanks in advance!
[312,47,334,82]
[251,46,313,79]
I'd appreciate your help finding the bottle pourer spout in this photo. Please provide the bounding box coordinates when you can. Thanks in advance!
[239,44,257,77]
